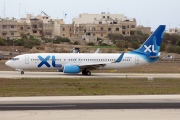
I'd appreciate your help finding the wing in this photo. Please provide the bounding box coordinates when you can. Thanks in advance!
[79,52,124,70]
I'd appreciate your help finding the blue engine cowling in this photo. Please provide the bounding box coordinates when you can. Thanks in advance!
[63,65,80,73]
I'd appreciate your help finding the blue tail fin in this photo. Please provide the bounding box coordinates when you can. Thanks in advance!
[133,25,166,57]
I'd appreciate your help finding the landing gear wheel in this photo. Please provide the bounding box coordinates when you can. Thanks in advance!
[82,70,87,75]
[82,70,91,76]
[21,71,24,75]
[86,71,91,76]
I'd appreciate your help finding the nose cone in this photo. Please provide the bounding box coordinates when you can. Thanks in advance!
[5,60,13,68]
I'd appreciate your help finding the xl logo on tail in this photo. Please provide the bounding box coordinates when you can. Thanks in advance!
[144,45,157,53]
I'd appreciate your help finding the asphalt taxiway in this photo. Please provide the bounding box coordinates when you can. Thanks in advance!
[0,71,180,78]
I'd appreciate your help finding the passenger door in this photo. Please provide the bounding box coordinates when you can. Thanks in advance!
[135,56,139,65]
[25,55,29,64]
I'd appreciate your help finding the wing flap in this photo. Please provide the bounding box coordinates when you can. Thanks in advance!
[79,63,106,70]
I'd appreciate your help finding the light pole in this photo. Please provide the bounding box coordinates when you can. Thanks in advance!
[13,38,14,55]
[9,37,14,56]
[19,3,21,18]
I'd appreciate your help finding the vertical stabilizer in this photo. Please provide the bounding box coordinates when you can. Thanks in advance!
[133,25,166,57]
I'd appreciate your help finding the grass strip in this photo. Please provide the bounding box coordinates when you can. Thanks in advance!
[0,78,180,97]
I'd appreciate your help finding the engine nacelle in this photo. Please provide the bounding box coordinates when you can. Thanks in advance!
[63,65,80,73]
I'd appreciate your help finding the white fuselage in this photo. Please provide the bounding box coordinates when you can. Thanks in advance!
[6,53,148,71]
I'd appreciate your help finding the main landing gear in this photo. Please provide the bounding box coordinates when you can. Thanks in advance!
[82,69,91,76]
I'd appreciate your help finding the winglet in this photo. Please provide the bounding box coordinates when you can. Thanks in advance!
[114,52,124,63]
[94,48,100,54]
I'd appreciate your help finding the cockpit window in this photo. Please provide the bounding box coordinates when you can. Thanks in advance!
[11,58,19,60]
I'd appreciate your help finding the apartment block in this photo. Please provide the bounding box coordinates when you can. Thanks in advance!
[60,24,74,38]
[0,12,151,42]
[0,18,18,38]
[72,12,139,39]
[169,28,180,35]
[0,14,64,39]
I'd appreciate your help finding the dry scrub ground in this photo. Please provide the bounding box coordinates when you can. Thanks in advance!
[0,60,180,73]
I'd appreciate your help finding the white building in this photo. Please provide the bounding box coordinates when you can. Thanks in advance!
[169,28,180,34]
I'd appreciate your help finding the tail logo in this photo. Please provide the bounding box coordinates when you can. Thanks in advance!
[144,45,157,53]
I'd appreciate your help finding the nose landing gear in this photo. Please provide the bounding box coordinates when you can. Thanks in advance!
[15,69,24,75]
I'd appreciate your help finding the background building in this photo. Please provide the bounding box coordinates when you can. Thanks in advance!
[70,12,151,43]
[0,12,151,43]
[169,28,180,35]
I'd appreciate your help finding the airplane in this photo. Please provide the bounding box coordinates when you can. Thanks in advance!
[94,48,100,53]
[5,25,166,76]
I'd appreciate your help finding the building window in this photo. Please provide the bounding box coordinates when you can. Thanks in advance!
[11,25,14,28]
[116,28,119,31]
[122,31,126,35]
[63,28,65,31]
[2,33,7,36]
[103,16,105,18]
[33,30,37,33]
[101,34,103,37]
[20,27,23,30]
[11,32,14,36]
[108,28,112,31]
[131,25,135,28]
[107,16,110,19]
[101,27,103,30]
[113,22,117,24]
[70,28,71,31]
[63,34,65,36]
[33,25,37,28]
[99,22,102,24]
[122,26,126,29]
[28,27,30,29]
[2,25,6,29]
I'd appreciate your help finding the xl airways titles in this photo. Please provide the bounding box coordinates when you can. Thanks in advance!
[5,25,166,76]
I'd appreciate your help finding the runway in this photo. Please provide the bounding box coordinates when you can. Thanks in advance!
[0,71,180,78]
[1,103,180,110]
[0,95,180,110]
[0,95,180,120]
[0,95,180,119]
